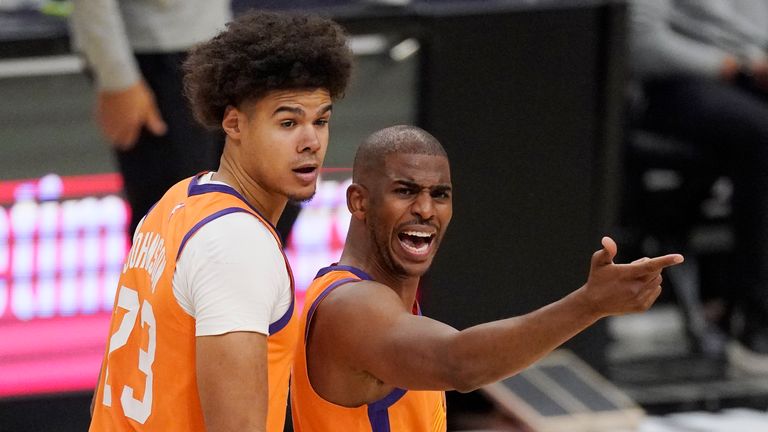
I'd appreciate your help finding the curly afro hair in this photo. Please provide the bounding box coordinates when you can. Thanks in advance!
[183,10,353,129]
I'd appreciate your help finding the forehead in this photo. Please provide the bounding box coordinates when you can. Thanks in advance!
[248,88,332,113]
[382,153,451,184]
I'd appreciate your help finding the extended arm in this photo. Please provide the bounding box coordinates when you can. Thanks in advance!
[197,332,268,432]
[320,237,682,395]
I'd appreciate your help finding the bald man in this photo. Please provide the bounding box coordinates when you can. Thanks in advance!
[290,125,684,432]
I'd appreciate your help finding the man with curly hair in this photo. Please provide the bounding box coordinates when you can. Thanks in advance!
[89,11,353,432]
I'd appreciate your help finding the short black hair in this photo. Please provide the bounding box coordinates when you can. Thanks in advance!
[353,125,448,183]
[183,10,354,129]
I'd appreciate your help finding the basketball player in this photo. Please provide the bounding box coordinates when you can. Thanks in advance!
[89,11,352,431]
[291,125,684,431]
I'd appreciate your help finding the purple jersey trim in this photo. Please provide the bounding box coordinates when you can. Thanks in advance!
[313,266,423,315]
[274,249,297,336]
[176,203,296,336]
[303,277,358,342]
[186,174,280,237]
[367,387,408,432]
[176,207,249,257]
[305,270,409,432]
[269,294,294,334]
[314,264,374,281]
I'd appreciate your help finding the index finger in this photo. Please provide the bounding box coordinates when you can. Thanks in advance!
[637,254,684,274]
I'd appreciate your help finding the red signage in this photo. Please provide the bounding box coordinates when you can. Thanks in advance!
[0,172,350,398]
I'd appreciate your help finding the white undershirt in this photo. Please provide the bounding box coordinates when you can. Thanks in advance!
[172,174,292,336]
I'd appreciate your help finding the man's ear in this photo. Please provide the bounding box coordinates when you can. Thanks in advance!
[221,105,242,140]
[347,183,368,221]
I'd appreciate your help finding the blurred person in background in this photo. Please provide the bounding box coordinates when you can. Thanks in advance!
[629,0,768,372]
[69,0,230,236]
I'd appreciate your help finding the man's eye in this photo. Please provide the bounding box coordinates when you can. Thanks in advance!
[396,188,414,195]
[280,120,295,128]
[315,119,329,126]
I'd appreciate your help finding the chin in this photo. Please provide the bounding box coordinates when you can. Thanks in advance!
[287,188,316,203]
[398,259,434,278]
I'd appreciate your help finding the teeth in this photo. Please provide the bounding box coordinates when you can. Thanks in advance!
[401,241,429,253]
[402,231,433,238]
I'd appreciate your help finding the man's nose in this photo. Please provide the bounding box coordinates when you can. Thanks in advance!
[411,191,435,219]
[299,124,322,153]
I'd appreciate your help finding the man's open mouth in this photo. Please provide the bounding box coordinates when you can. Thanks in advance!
[293,166,317,174]
[397,230,435,255]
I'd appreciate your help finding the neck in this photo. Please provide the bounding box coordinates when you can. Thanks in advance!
[338,226,421,309]
[213,151,287,225]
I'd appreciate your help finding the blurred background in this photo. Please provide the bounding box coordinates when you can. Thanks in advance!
[2,0,768,431]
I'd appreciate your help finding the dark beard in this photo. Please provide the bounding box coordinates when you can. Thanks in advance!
[367,213,409,277]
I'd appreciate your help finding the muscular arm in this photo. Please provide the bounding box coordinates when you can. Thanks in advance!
[314,237,683,399]
[196,332,268,432]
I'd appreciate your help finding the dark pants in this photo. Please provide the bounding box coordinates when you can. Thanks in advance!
[115,52,223,235]
[641,77,768,334]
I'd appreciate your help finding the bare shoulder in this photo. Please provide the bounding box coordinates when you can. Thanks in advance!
[310,280,411,347]
[318,279,407,321]
[307,279,404,405]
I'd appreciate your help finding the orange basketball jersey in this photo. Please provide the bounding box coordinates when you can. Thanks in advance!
[90,174,298,431]
[291,265,447,432]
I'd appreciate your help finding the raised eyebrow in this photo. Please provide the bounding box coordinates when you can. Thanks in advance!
[272,104,333,118]
[317,104,333,116]
[272,106,304,117]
